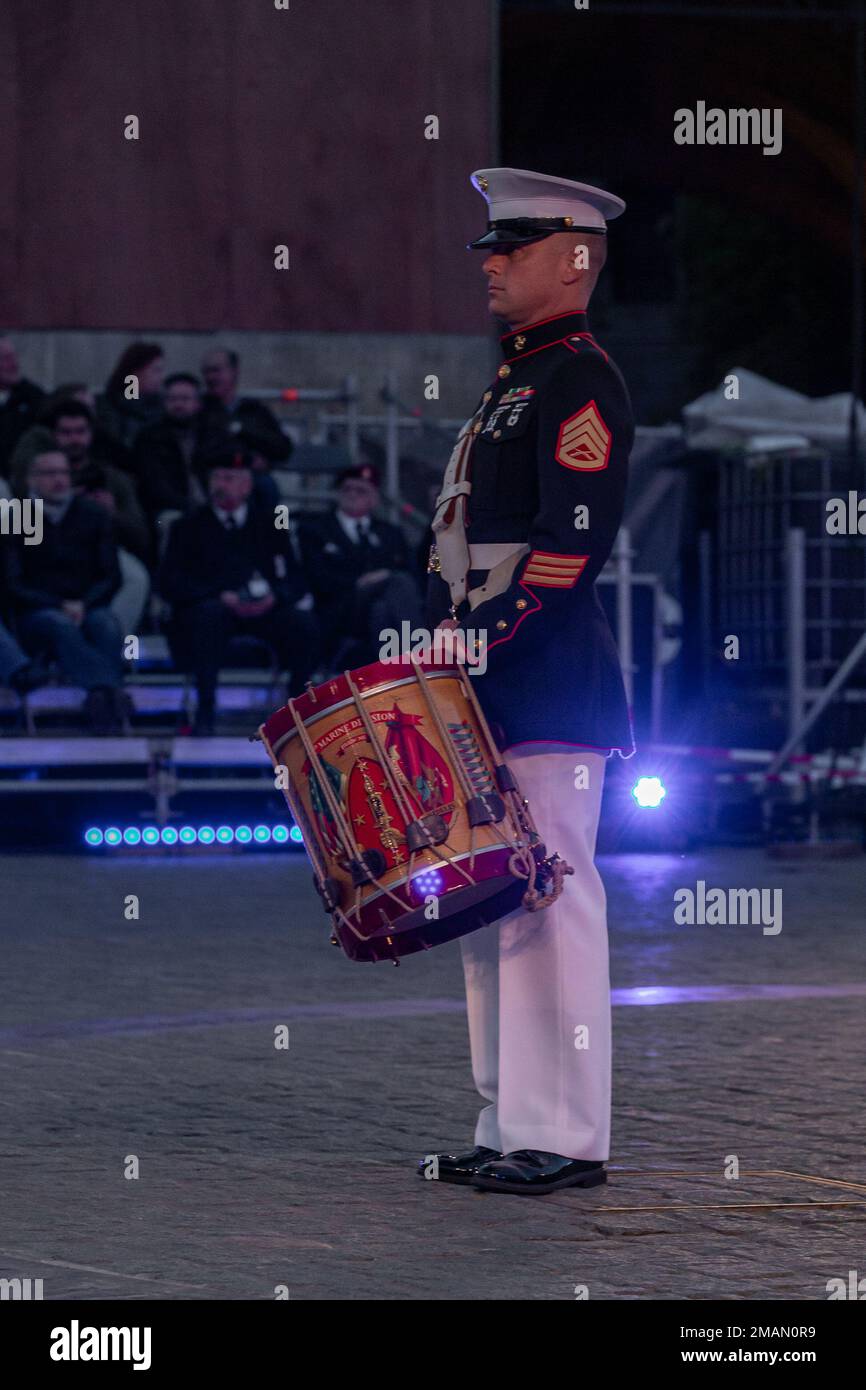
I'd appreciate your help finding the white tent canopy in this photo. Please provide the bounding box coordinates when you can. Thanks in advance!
[683,367,866,451]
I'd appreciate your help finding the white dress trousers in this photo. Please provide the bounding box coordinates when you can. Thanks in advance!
[460,745,611,1161]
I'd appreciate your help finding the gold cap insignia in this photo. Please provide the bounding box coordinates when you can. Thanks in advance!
[477,176,488,192]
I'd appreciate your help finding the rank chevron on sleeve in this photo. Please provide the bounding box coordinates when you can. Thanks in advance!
[555,400,612,471]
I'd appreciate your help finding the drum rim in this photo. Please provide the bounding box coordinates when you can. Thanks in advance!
[266,667,459,757]
[345,840,516,918]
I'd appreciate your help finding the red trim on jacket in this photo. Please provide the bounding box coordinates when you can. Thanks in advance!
[480,580,543,654]
[499,309,588,344]
[564,333,609,364]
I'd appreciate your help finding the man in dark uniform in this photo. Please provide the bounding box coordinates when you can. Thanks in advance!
[159,448,318,735]
[300,462,422,669]
[422,168,634,1195]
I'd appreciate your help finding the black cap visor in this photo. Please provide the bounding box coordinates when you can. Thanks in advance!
[467,218,607,251]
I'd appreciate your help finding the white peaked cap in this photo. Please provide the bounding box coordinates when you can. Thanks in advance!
[467,166,625,248]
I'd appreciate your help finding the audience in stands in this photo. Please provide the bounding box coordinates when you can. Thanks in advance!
[0,341,425,734]
[201,348,292,466]
[96,342,165,451]
[0,336,45,478]
[159,447,319,736]
[10,382,131,488]
[301,462,422,668]
[133,373,216,542]
[5,451,125,732]
[44,400,151,632]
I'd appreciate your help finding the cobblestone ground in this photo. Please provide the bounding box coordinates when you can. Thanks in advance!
[0,846,864,1300]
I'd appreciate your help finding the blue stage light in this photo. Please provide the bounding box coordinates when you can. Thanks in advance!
[86,822,298,849]
[632,776,667,809]
[411,866,445,899]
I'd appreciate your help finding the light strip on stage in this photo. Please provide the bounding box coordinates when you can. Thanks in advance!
[83,824,303,848]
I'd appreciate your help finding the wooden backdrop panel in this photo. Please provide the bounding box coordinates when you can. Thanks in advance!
[0,0,492,332]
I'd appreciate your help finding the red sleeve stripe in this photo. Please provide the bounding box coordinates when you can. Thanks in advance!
[526,549,585,565]
[523,574,579,588]
[523,554,588,587]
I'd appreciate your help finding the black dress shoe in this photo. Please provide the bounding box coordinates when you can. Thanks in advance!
[417,1144,502,1185]
[472,1149,607,1195]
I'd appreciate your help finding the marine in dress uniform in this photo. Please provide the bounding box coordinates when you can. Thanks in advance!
[421,168,634,1195]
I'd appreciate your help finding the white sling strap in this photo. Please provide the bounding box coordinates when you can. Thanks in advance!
[432,409,483,610]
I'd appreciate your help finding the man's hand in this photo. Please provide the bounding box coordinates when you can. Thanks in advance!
[356,568,390,589]
[61,600,85,626]
[436,617,471,664]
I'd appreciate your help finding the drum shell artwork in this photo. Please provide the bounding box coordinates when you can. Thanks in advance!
[260,657,550,963]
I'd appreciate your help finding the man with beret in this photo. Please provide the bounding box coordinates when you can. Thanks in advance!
[159,448,318,735]
[422,168,634,1195]
[300,462,422,669]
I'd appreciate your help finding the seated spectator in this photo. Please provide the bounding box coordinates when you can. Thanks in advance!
[0,336,45,478]
[45,400,151,634]
[0,615,49,695]
[159,448,319,736]
[96,341,165,451]
[9,381,132,485]
[133,373,218,543]
[300,463,422,669]
[6,451,125,733]
[201,347,292,466]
